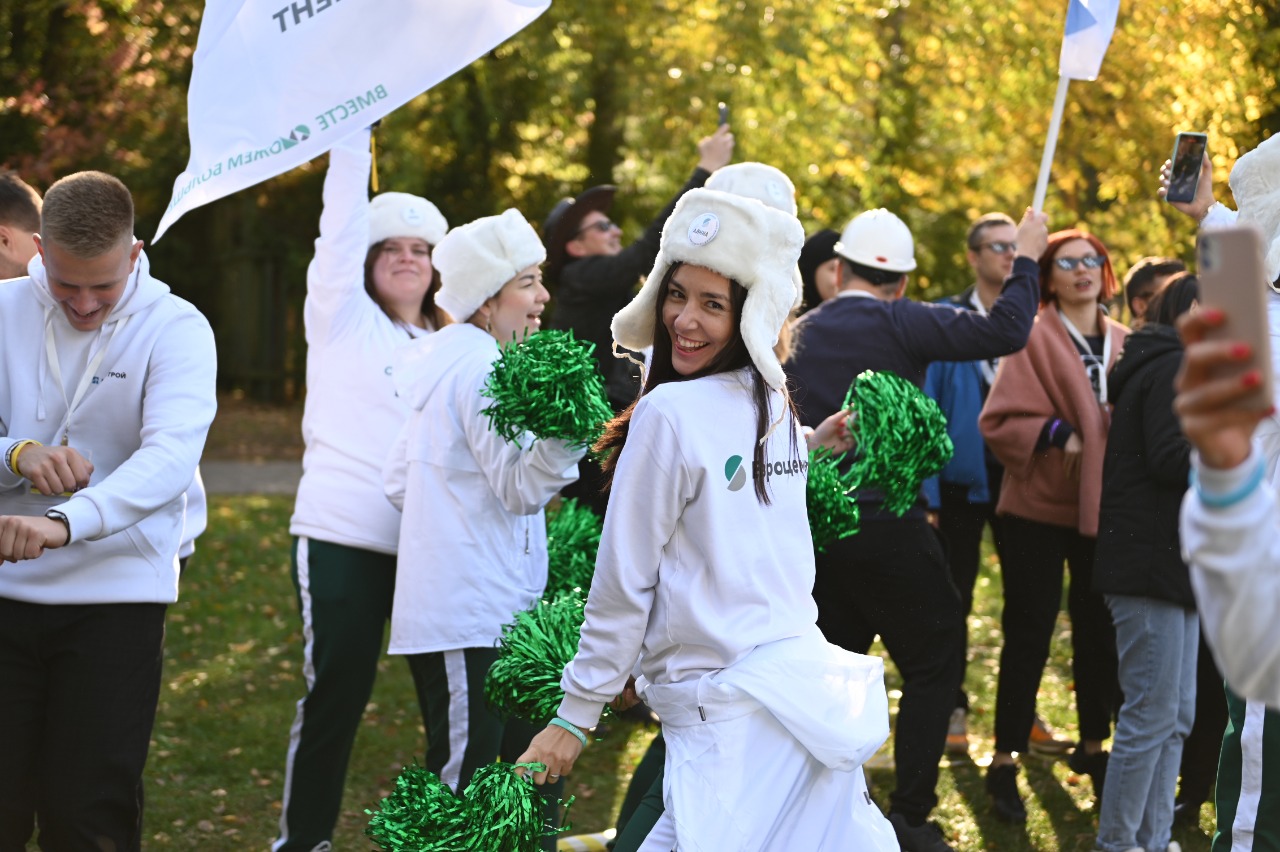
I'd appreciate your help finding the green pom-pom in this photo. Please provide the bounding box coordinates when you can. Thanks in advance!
[366,762,570,852]
[545,498,603,597]
[480,329,613,447]
[365,762,470,851]
[842,370,954,516]
[806,447,860,551]
[485,592,590,725]
[460,762,573,852]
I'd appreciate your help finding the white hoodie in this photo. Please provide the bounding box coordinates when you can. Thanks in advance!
[557,369,819,730]
[383,323,584,654]
[289,127,430,555]
[0,251,217,604]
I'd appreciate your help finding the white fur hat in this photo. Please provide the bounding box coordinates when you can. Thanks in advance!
[1229,134,1280,284]
[705,163,799,216]
[433,208,546,322]
[611,188,804,389]
[706,162,805,310]
[368,192,448,248]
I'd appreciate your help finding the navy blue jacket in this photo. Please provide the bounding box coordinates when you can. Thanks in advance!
[786,256,1039,514]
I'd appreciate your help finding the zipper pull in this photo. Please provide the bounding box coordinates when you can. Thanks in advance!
[524,522,530,555]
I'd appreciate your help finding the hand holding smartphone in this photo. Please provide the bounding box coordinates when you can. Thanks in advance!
[1196,225,1275,411]
[1166,132,1208,205]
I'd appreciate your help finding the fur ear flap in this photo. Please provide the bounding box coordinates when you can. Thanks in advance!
[1230,135,1280,284]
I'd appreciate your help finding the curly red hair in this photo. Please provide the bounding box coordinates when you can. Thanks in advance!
[1037,229,1117,307]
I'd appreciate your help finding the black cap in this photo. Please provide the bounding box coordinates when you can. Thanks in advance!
[542,185,617,279]
[798,229,841,311]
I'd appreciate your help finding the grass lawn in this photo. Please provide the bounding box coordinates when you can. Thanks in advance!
[133,495,1219,850]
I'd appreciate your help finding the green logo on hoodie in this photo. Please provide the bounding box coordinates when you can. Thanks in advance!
[724,455,747,492]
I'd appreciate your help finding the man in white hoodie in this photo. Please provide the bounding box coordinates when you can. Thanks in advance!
[0,171,217,850]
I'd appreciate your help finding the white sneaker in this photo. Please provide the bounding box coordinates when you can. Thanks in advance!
[1168,844,1182,852]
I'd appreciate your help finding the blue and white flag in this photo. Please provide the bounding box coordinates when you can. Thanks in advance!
[155,0,550,241]
[1058,0,1120,81]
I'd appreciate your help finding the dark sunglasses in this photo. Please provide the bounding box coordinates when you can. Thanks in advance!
[575,219,617,236]
[976,241,1017,255]
[1053,255,1105,271]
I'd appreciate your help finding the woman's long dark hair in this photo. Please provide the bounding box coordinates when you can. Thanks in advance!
[363,240,450,331]
[1142,272,1198,327]
[594,261,801,503]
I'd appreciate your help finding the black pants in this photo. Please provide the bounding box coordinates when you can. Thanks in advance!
[938,480,1006,711]
[812,517,966,824]
[0,597,166,852]
[994,516,1117,754]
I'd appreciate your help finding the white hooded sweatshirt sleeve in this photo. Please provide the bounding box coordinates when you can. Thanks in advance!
[1181,445,1280,708]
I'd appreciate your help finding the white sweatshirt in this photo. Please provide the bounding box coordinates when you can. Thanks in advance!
[0,252,217,604]
[1181,446,1280,709]
[383,323,584,654]
[289,127,429,555]
[1179,203,1280,709]
[557,369,819,730]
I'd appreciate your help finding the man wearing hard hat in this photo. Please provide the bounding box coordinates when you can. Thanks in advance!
[786,206,1047,852]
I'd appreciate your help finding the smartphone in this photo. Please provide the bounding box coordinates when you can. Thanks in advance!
[1197,225,1275,410]
[718,101,729,126]
[1166,132,1208,204]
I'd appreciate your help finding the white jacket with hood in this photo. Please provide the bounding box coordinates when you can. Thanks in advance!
[382,322,584,654]
[290,128,431,555]
[0,251,217,605]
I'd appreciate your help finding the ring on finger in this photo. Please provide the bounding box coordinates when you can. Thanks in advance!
[548,773,560,780]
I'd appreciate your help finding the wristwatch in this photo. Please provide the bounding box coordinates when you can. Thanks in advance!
[45,509,71,542]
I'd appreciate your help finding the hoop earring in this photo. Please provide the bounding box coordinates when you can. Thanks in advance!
[485,314,493,334]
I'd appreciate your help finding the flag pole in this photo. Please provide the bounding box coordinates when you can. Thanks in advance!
[1033,75,1071,211]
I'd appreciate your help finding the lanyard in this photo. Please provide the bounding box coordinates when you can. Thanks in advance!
[43,310,130,445]
[1057,308,1110,404]
[968,290,999,386]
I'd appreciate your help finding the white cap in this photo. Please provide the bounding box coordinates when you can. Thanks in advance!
[1230,134,1280,285]
[433,209,546,323]
[611,188,804,390]
[834,208,917,273]
[368,192,448,248]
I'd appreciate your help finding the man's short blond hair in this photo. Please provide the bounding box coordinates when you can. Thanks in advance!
[41,171,134,258]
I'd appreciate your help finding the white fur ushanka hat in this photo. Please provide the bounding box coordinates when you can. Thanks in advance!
[368,192,449,248]
[432,208,546,323]
[706,162,805,310]
[1229,133,1280,285]
[611,188,804,390]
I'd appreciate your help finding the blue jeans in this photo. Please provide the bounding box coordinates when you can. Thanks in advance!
[1096,594,1198,852]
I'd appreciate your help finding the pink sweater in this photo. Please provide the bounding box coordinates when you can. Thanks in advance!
[978,305,1129,536]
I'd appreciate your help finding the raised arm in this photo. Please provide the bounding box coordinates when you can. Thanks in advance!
[305,127,375,343]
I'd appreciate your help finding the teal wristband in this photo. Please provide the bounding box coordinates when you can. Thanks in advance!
[550,717,588,746]
[1192,458,1266,509]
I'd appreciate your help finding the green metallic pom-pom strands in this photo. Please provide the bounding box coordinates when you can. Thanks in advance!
[842,370,954,517]
[544,498,603,598]
[806,448,860,552]
[480,329,613,448]
[366,761,571,852]
[485,591,592,726]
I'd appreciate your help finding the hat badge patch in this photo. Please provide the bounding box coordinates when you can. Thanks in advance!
[687,213,720,246]
[402,207,424,226]
[765,180,786,202]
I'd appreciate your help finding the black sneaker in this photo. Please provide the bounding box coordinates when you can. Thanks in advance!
[1068,745,1109,802]
[888,813,955,852]
[1172,799,1202,828]
[985,763,1028,823]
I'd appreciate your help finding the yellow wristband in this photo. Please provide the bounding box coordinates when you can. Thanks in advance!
[8,440,41,477]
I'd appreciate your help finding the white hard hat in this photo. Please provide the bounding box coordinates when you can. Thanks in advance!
[834,208,917,273]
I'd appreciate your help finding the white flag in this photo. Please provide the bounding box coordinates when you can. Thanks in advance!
[154,0,550,241]
[1058,0,1120,81]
